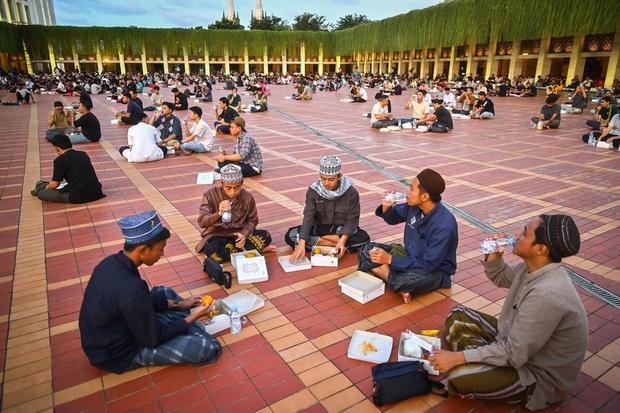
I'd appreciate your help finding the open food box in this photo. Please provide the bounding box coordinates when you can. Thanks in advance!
[398,331,441,375]
[202,289,265,334]
[338,271,385,304]
[278,255,312,272]
[347,330,393,363]
[310,246,338,267]
[231,250,268,283]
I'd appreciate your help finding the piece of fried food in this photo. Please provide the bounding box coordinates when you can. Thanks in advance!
[358,340,378,355]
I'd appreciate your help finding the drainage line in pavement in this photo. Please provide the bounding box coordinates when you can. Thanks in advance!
[270,105,620,309]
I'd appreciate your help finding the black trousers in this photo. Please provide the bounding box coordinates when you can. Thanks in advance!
[202,229,272,263]
[217,160,260,177]
[284,225,370,252]
[582,132,619,148]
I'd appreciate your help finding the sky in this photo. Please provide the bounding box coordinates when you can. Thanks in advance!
[55,0,443,28]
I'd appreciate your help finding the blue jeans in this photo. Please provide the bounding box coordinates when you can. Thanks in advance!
[68,133,92,144]
[213,121,230,134]
[180,141,209,153]
[131,287,222,368]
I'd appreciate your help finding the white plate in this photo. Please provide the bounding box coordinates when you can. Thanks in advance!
[347,330,393,364]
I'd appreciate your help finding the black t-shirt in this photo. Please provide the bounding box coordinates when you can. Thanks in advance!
[52,149,104,203]
[498,84,510,96]
[132,97,143,109]
[124,101,143,125]
[220,107,239,123]
[528,85,537,96]
[175,93,188,110]
[475,98,495,114]
[434,105,453,129]
[74,112,101,142]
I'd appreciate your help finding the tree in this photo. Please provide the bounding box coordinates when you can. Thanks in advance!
[292,13,330,31]
[334,14,370,30]
[250,14,290,31]
[208,14,244,30]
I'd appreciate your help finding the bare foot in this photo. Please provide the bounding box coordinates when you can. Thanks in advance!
[400,292,412,303]
[261,245,278,254]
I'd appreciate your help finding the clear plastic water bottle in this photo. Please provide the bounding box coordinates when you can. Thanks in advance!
[221,206,232,223]
[385,192,407,203]
[230,305,241,335]
[480,237,516,254]
[588,132,596,146]
[398,118,402,128]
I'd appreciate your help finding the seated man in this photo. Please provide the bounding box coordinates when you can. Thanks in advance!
[227,87,242,112]
[424,99,453,133]
[530,94,561,129]
[442,89,457,109]
[562,86,587,114]
[120,113,167,162]
[150,102,182,148]
[582,113,620,148]
[213,97,239,134]
[177,106,214,154]
[172,87,188,111]
[404,90,432,126]
[470,91,495,119]
[195,164,275,263]
[80,211,221,373]
[199,82,213,102]
[34,133,105,204]
[69,100,101,144]
[143,85,163,111]
[454,87,476,114]
[358,169,458,303]
[352,86,368,103]
[46,101,74,139]
[429,215,587,411]
[370,94,399,129]
[115,92,144,126]
[215,117,262,177]
[16,83,34,104]
[293,81,313,100]
[587,96,617,130]
[286,155,370,261]
[523,81,537,97]
[242,89,268,113]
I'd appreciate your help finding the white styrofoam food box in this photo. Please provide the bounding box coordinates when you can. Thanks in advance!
[398,332,441,375]
[235,255,268,284]
[278,255,312,272]
[310,246,338,267]
[338,271,385,304]
[347,330,393,363]
[231,250,261,270]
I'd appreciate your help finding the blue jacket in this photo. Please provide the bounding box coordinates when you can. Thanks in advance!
[376,201,458,288]
[79,252,188,373]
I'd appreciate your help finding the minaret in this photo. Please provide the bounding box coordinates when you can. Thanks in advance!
[254,0,264,21]
[226,0,235,20]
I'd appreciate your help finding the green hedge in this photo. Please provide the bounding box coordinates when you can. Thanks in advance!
[1,0,618,58]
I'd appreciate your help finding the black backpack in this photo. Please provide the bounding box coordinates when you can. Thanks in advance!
[371,361,446,406]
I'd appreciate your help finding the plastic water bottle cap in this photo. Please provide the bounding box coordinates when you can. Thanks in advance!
[230,304,238,312]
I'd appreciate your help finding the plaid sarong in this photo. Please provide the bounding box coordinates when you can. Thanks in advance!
[132,287,221,368]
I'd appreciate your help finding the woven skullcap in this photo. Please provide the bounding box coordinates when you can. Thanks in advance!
[118,210,164,245]
[220,164,243,183]
[319,155,342,176]
[542,214,580,260]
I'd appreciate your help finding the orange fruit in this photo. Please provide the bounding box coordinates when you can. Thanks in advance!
[245,252,257,258]
[201,295,214,306]
[313,248,322,254]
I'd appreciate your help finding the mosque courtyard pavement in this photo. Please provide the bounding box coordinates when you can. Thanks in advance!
[0,83,619,413]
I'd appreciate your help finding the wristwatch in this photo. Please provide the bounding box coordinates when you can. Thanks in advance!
[171,299,180,309]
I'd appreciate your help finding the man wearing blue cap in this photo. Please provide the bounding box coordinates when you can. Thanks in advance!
[79,211,221,373]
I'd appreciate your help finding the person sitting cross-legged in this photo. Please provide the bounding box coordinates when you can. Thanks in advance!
[176,106,214,154]
[150,102,182,148]
[530,94,561,129]
[115,92,144,126]
[213,97,239,135]
[195,164,276,263]
[69,100,101,144]
[286,155,370,262]
[470,91,495,119]
[79,211,222,373]
[119,113,167,163]
[582,113,620,148]
[46,100,75,139]
[423,99,453,133]
[429,214,587,411]
[358,169,458,303]
[34,133,105,204]
[215,117,262,177]
[370,94,399,129]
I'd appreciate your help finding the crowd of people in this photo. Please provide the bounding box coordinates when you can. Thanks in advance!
[1,65,612,411]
